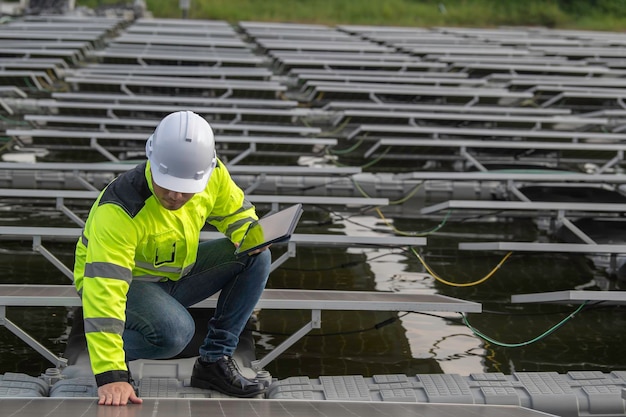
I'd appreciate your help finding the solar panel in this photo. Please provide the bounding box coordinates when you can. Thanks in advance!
[511,290,626,305]
[0,398,557,417]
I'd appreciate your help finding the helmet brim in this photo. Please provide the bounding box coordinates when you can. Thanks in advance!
[151,165,212,194]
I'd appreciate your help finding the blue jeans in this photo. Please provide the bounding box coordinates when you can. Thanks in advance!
[122,238,271,363]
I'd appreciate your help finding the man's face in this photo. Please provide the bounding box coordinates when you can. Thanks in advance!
[152,179,195,211]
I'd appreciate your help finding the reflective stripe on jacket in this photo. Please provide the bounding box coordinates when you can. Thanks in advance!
[73,160,256,386]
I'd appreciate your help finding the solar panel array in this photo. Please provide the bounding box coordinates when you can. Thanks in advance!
[2,12,626,416]
[3,16,626,171]
[2,11,626,280]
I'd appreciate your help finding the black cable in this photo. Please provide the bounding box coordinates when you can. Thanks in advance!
[246,312,410,337]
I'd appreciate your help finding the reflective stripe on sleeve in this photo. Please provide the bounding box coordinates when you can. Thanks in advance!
[84,317,125,335]
[85,262,132,284]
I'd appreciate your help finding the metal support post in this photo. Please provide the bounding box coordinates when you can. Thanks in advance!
[33,236,74,281]
[250,309,321,371]
[0,306,68,368]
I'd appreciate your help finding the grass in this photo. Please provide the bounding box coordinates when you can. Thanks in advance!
[77,0,626,31]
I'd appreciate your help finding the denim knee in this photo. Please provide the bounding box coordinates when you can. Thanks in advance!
[161,312,195,357]
[249,248,271,278]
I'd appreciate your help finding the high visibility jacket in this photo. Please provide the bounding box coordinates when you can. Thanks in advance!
[73,160,256,387]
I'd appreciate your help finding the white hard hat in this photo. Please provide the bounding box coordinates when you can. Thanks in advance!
[145,111,217,193]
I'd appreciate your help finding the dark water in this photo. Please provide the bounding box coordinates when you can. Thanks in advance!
[1,200,625,380]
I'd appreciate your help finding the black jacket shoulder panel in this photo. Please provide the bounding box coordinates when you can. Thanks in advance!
[98,162,152,218]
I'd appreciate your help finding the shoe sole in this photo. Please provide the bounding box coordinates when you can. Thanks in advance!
[190,376,266,398]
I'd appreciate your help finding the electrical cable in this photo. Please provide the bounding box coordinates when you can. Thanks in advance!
[247,302,592,347]
[411,247,513,287]
[461,301,588,348]
[246,312,409,337]
[305,116,351,137]
[327,135,365,156]
[377,207,452,236]
[352,177,424,206]
[331,145,391,169]
[350,177,453,236]
[0,137,15,152]
[0,114,29,125]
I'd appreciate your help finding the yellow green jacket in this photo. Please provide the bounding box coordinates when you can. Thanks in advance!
[73,160,256,387]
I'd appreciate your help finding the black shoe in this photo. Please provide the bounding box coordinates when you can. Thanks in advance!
[190,356,266,398]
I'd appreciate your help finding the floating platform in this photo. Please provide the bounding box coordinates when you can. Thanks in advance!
[2,360,626,417]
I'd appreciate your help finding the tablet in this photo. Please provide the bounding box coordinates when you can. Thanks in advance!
[234,203,304,256]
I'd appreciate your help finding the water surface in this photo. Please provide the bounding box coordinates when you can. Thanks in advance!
[0,201,624,379]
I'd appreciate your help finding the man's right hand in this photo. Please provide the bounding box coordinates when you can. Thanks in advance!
[98,381,143,406]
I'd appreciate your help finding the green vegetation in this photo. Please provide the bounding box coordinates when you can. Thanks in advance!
[78,0,626,31]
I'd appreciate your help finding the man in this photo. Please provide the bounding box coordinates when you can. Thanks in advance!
[73,110,271,406]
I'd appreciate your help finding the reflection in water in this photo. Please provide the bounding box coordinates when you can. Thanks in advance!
[0,205,625,378]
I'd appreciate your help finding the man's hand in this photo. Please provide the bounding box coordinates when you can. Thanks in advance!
[248,244,270,256]
[98,381,143,406]
[233,241,270,256]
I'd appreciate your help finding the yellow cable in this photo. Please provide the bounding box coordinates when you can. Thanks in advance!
[277,91,290,101]
[484,341,503,373]
[37,75,55,92]
[0,138,15,152]
[352,174,424,205]
[350,172,511,287]
[352,179,447,236]
[411,247,512,287]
